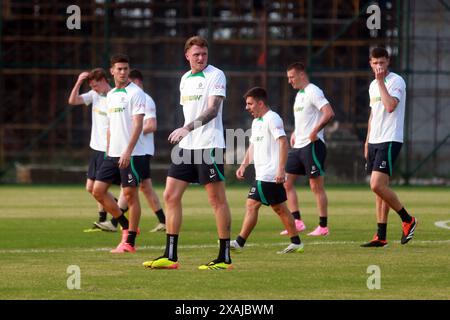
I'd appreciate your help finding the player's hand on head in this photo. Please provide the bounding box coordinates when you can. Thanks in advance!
[77,71,90,83]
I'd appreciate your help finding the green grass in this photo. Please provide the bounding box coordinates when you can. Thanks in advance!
[0,184,449,299]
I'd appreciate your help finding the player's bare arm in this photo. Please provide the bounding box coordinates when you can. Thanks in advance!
[376,72,399,113]
[68,72,89,105]
[276,136,288,184]
[309,104,335,141]
[119,114,144,169]
[143,118,157,134]
[168,95,223,144]
[290,131,296,147]
[364,111,372,160]
[236,143,254,180]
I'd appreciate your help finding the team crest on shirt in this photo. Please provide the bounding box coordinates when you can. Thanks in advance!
[196,80,206,91]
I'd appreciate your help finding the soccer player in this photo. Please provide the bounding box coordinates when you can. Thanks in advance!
[231,87,304,254]
[361,47,417,247]
[68,68,120,232]
[92,54,147,253]
[95,69,166,233]
[143,36,233,270]
[283,62,335,236]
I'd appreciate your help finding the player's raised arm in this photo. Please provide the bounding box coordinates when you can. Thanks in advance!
[68,72,90,105]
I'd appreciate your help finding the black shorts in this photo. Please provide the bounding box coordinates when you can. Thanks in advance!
[285,140,326,178]
[141,155,152,180]
[248,180,287,206]
[96,155,149,187]
[167,148,225,185]
[87,149,106,180]
[366,142,402,176]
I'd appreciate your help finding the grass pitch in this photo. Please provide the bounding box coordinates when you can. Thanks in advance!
[0,184,449,300]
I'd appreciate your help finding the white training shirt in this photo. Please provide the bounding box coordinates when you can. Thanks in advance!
[179,64,226,149]
[368,72,406,144]
[142,92,157,156]
[106,82,146,157]
[250,110,287,182]
[293,83,330,148]
[80,90,109,152]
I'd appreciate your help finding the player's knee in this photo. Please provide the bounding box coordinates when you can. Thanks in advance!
[370,181,382,194]
[309,181,324,194]
[139,183,149,194]
[284,180,294,191]
[246,201,259,214]
[208,194,226,211]
[92,187,104,201]
[164,189,180,205]
[86,184,93,194]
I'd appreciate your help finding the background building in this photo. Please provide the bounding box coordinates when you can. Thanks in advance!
[0,0,448,184]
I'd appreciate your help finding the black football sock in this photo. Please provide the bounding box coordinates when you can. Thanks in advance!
[98,211,107,223]
[117,214,129,230]
[290,235,301,245]
[126,231,137,247]
[110,217,119,227]
[164,234,178,261]
[291,211,301,220]
[218,239,231,264]
[319,216,328,228]
[155,209,166,224]
[236,235,246,248]
[396,207,412,223]
[377,223,387,241]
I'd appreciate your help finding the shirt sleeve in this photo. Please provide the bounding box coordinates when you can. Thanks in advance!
[80,90,94,106]
[208,71,226,98]
[389,77,405,102]
[131,91,146,116]
[310,86,329,110]
[269,114,286,140]
[144,94,157,120]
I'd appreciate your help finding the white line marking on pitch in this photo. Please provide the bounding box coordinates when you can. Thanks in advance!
[435,220,450,230]
[0,240,449,254]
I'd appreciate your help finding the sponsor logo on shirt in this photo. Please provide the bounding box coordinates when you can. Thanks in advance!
[254,136,264,142]
[93,107,107,116]
[108,107,126,113]
[294,106,304,112]
[370,97,382,104]
[181,95,202,104]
